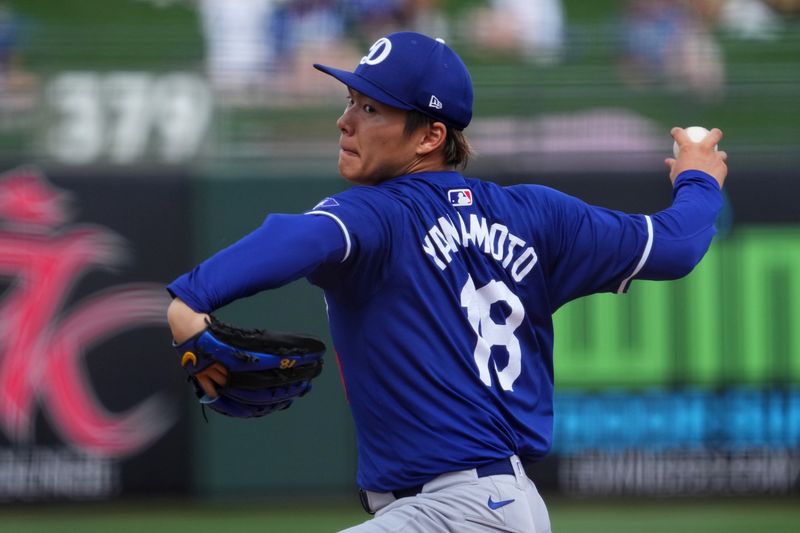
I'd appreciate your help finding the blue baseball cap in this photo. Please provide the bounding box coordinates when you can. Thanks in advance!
[314,32,473,131]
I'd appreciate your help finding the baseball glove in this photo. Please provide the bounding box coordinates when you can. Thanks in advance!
[174,316,325,418]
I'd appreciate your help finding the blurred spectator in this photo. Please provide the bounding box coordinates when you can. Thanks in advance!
[209,0,449,105]
[618,0,725,100]
[273,0,346,60]
[718,0,783,39]
[0,1,36,110]
[461,0,565,64]
[763,0,800,12]
[343,0,448,43]
[198,0,277,101]
[197,0,350,104]
[0,2,16,94]
[265,0,359,103]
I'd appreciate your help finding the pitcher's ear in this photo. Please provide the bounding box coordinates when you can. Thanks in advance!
[417,121,447,156]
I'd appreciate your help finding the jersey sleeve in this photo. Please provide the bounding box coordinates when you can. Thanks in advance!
[534,187,652,309]
[167,212,347,313]
[529,170,722,310]
[638,170,722,280]
[303,189,395,293]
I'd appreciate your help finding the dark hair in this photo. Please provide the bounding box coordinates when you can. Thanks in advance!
[404,111,473,169]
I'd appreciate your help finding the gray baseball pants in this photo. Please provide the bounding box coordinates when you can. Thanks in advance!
[340,456,551,533]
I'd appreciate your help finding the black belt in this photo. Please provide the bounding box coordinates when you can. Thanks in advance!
[378,457,516,502]
[358,458,516,514]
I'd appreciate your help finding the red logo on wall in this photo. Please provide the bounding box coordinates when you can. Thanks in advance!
[0,167,174,458]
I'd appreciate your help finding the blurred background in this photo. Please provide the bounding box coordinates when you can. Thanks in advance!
[0,0,798,531]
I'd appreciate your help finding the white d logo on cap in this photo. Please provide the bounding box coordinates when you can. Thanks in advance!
[360,38,392,66]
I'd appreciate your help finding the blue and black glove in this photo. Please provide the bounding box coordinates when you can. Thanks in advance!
[174,316,325,418]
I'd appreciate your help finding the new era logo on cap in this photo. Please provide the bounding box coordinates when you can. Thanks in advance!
[448,188,472,207]
[313,32,473,130]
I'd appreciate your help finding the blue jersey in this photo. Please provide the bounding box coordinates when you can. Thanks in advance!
[169,170,721,492]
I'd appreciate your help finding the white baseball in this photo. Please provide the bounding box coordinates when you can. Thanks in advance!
[672,126,718,158]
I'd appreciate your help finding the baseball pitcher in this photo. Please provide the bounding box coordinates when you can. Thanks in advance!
[167,32,727,532]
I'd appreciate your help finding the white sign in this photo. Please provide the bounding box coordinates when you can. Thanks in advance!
[46,72,212,165]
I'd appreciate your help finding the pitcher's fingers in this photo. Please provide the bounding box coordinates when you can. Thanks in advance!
[209,362,228,376]
[670,127,687,142]
[196,374,219,398]
[205,364,228,385]
[703,128,723,147]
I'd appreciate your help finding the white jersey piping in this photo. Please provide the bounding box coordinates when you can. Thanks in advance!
[306,210,351,263]
[617,214,653,293]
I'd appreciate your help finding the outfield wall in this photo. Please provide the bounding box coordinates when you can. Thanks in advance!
[0,165,797,501]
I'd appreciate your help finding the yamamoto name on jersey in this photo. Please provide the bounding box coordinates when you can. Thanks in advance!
[421,213,539,282]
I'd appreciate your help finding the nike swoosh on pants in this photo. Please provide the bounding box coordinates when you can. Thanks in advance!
[487,496,515,510]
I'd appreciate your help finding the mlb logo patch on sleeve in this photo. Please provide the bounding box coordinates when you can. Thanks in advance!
[448,189,472,207]
[314,197,340,209]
